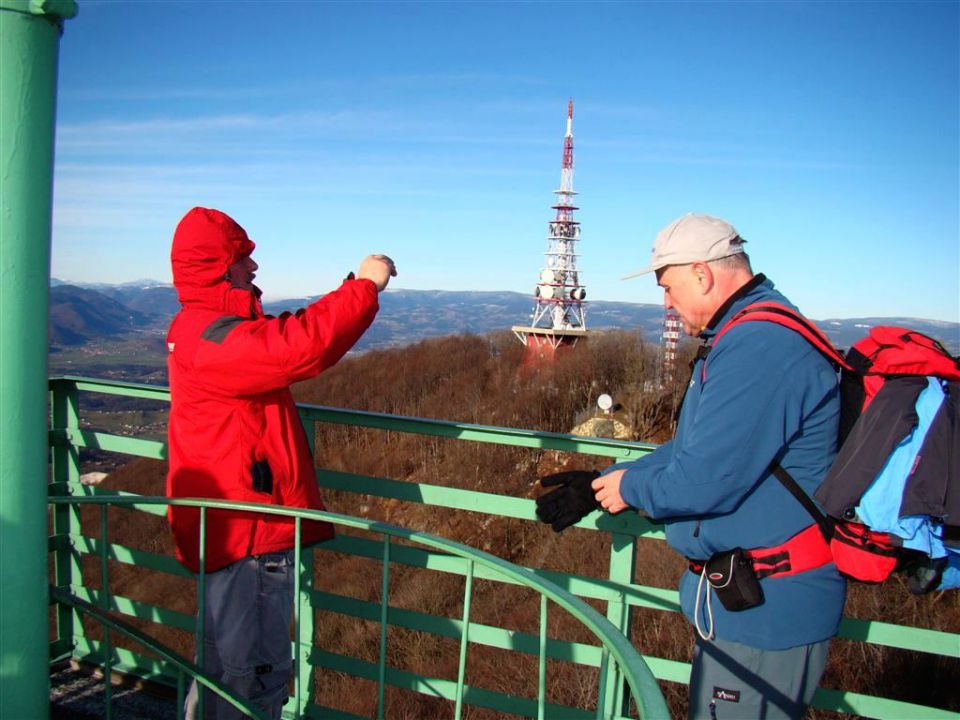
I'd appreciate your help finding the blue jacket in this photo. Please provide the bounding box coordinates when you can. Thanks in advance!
[854,377,960,591]
[609,276,846,650]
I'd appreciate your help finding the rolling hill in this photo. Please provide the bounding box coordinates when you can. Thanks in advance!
[48,280,960,355]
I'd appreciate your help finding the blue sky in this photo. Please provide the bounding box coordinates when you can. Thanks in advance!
[52,0,958,323]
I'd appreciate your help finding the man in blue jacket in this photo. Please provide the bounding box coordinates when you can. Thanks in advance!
[538,214,845,719]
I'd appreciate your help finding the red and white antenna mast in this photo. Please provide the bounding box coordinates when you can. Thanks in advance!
[658,310,682,387]
[512,99,588,363]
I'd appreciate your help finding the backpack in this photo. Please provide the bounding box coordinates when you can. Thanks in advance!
[708,302,960,592]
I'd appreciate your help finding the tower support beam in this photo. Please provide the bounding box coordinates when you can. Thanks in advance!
[0,2,76,717]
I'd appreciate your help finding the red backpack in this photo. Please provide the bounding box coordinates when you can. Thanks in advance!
[708,302,960,586]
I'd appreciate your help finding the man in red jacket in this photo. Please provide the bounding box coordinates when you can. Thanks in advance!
[166,207,395,719]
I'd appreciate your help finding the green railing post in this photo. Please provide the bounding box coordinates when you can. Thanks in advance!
[0,2,77,718]
[100,505,113,719]
[292,518,314,720]
[376,536,391,720]
[600,530,638,719]
[50,379,83,660]
[295,547,316,719]
[454,560,475,720]
[537,595,548,720]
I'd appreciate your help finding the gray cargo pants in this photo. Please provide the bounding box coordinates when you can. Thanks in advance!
[688,634,830,719]
[185,549,296,720]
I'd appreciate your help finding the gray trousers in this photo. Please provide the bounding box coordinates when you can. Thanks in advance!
[185,550,296,720]
[688,634,830,720]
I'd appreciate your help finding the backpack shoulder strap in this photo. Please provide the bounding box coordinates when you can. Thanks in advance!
[770,463,833,541]
[704,303,848,540]
[703,302,853,382]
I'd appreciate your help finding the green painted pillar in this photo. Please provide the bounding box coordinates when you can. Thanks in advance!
[0,1,77,718]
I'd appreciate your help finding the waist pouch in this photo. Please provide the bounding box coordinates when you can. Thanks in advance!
[703,548,764,612]
[829,520,899,583]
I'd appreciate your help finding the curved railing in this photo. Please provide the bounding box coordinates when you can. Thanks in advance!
[47,376,960,719]
[49,495,669,719]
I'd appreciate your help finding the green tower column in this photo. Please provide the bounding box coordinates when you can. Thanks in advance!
[0,1,77,718]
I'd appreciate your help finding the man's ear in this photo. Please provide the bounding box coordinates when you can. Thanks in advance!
[691,261,714,294]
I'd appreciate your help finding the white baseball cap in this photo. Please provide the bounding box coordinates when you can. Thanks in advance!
[623,213,746,279]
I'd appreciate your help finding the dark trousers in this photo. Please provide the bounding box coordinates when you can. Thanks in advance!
[688,634,830,719]
[185,550,296,720]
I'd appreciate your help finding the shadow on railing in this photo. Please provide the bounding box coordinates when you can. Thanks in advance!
[47,376,960,719]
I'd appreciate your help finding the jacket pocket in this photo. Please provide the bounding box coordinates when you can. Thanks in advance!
[251,459,273,495]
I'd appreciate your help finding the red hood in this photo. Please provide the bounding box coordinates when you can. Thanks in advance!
[171,207,262,317]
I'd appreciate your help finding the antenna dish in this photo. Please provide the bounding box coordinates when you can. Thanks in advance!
[540,269,556,284]
[597,394,613,411]
[539,285,555,300]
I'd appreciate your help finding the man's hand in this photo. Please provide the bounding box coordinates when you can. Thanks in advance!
[358,254,397,291]
[591,469,630,514]
[535,470,600,532]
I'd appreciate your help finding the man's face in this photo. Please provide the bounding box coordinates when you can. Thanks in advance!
[656,264,708,336]
[227,255,258,290]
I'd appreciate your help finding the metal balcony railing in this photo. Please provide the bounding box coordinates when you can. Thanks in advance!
[48,376,960,719]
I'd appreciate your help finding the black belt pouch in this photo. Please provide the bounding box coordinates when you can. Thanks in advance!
[706,548,764,611]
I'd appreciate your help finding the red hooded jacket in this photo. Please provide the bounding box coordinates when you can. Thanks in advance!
[166,207,378,572]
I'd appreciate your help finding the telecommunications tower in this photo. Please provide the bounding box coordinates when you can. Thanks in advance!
[658,310,683,388]
[512,99,587,363]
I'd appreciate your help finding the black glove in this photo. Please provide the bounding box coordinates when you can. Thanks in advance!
[535,470,601,532]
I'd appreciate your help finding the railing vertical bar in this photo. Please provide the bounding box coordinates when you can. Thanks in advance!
[197,506,207,720]
[293,516,302,718]
[454,559,475,720]
[100,504,113,720]
[176,670,185,720]
[297,410,316,718]
[601,531,636,719]
[595,648,609,720]
[298,545,316,720]
[50,380,82,660]
[538,594,548,720]
[376,535,391,720]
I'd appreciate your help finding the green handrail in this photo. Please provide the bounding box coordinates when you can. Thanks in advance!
[49,585,269,720]
[49,494,671,720]
[46,376,960,719]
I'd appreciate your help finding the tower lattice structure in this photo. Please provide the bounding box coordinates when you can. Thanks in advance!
[658,309,682,388]
[512,100,587,362]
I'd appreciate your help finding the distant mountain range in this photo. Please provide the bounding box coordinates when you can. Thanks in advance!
[49,284,156,345]
[48,279,960,354]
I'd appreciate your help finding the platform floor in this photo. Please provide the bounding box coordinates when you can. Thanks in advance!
[50,661,176,720]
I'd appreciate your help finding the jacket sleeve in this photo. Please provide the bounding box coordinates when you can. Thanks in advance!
[600,440,674,477]
[189,278,379,396]
[619,324,837,518]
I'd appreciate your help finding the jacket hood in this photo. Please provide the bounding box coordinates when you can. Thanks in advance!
[171,207,260,316]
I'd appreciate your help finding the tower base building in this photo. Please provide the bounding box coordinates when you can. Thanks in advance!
[511,325,587,366]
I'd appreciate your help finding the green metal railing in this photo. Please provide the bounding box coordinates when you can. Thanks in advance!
[48,376,960,719]
[50,496,669,720]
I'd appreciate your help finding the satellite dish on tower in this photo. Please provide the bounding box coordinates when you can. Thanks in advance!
[597,394,613,411]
